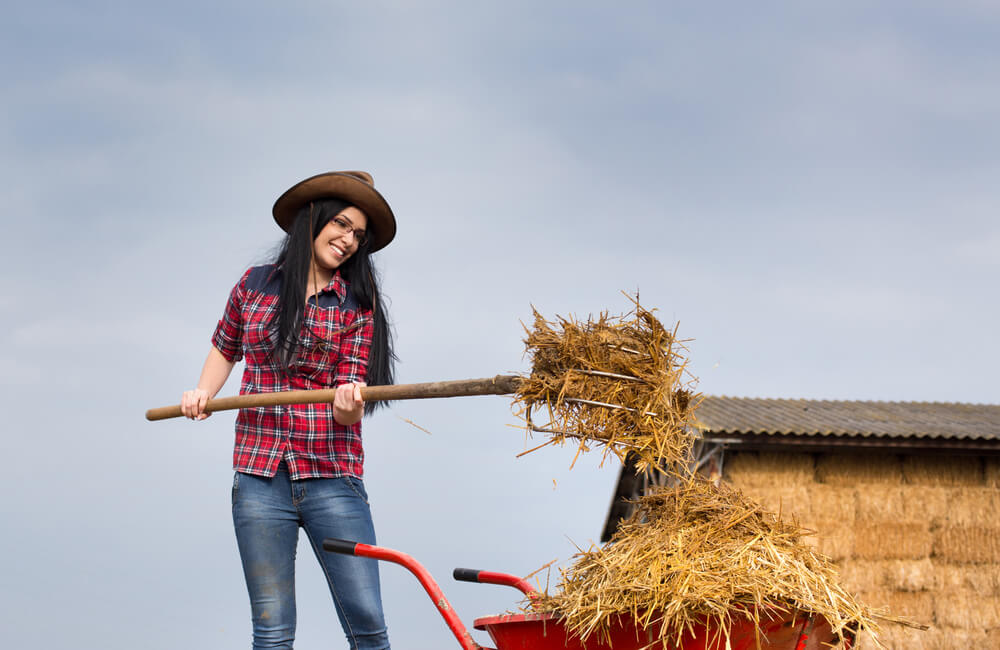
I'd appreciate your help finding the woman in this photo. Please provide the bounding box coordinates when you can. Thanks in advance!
[180,171,396,650]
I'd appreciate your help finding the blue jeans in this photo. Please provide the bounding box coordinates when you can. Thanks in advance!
[231,468,390,649]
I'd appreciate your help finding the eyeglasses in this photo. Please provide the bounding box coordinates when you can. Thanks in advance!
[330,215,369,246]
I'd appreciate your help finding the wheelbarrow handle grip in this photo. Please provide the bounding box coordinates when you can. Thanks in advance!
[322,538,359,555]
[145,374,522,421]
[453,568,483,583]
[453,567,538,598]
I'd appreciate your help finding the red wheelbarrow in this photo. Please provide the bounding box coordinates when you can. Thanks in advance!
[322,538,854,650]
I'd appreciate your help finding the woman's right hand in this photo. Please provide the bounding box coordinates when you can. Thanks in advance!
[182,347,235,421]
[181,388,212,421]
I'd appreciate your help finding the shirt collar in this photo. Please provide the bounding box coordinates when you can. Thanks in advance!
[274,264,349,303]
[324,269,348,302]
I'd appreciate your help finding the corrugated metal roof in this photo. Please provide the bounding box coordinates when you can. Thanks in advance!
[695,396,1000,441]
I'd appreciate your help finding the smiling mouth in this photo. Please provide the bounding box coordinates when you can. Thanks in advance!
[330,243,346,257]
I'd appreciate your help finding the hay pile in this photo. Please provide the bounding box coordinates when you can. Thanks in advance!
[531,478,898,649]
[514,297,699,471]
[514,295,923,648]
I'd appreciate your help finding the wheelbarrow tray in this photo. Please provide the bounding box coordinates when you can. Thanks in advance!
[474,609,845,650]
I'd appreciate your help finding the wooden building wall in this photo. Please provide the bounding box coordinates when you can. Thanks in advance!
[723,451,1000,648]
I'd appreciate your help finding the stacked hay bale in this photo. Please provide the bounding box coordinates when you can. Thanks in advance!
[725,451,1000,647]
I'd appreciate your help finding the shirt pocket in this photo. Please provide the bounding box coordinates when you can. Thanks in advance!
[242,298,278,362]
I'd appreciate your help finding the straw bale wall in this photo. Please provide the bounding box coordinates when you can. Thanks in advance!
[987,457,1000,487]
[724,451,814,487]
[901,487,953,525]
[814,454,903,485]
[902,456,984,486]
[807,520,855,562]
[722,450,1000,649]
[854,523,933,561]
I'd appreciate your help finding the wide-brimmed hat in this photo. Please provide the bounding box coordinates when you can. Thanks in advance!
[272,171,396,252]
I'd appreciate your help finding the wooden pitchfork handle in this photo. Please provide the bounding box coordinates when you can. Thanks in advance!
[145,374,522,421]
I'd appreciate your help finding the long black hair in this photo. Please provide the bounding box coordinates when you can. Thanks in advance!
[269,198,395,414]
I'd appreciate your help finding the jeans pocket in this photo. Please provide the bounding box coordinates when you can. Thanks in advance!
[343,476,370,505]
[231,472,240,505]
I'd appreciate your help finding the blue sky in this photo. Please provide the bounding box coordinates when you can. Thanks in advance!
[2,2,998,648]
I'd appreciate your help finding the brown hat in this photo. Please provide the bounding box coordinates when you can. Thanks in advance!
[272,171,397,252]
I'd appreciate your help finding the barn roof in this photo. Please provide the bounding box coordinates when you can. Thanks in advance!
[696,396,1000,450]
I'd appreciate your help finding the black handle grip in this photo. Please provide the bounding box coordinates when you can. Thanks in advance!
[453,568,483,583]
[323,538,359,555]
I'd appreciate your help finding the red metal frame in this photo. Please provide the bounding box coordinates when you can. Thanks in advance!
[323,539,483,650]
[794,615,814,650]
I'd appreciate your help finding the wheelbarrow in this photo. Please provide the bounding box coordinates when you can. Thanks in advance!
[322,538,855,650]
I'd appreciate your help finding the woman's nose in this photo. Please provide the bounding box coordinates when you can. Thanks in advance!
[337,229,360,246]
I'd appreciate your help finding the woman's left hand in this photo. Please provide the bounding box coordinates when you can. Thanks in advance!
[333,381,366,425]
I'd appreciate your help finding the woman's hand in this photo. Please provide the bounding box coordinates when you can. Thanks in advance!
[181,388,212,420]
[333,381,366,426]
[181,347,236,422]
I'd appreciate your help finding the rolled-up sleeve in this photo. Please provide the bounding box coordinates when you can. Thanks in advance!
[211,269,250,362]
[334,309,374,386]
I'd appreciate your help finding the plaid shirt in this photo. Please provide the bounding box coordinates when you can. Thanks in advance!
[212,264,373,479]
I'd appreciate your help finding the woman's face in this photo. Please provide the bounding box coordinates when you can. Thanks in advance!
[312,206,368,271]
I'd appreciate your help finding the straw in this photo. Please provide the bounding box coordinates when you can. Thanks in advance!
[513,295,925,649]
[529,477,923,649]
[513,294,701,472]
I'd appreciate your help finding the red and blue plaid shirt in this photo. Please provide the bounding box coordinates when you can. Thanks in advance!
[212,264,373,479]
